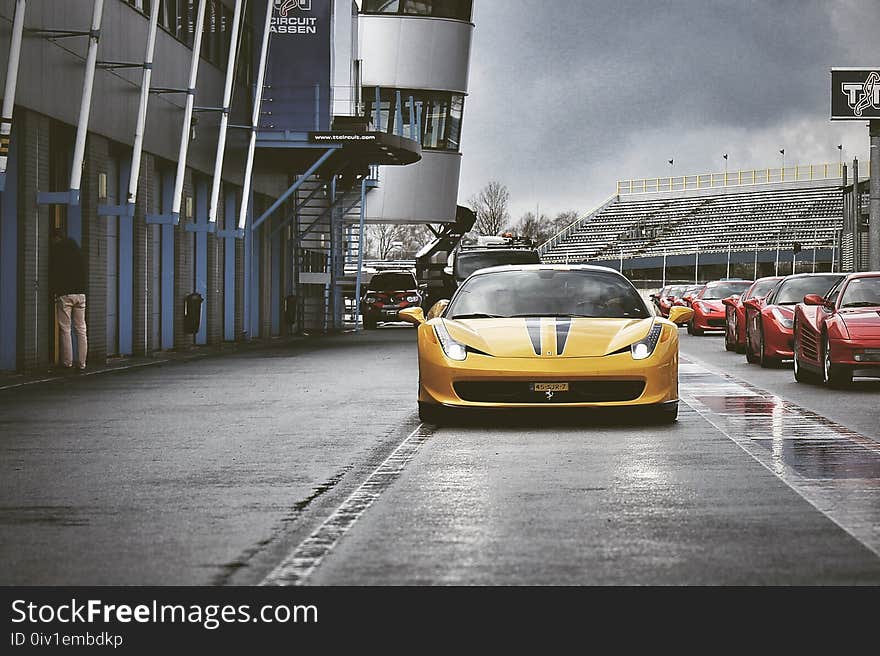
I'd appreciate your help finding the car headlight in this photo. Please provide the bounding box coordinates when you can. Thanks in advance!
[631,323,663,360]
[364,296,377,305]
[406,295,420,304]
[770,308,794,329]
[434,320,467,361]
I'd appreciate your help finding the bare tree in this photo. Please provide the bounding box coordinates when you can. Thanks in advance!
[508,210,581,246]
[365,224,435,259]
[469,181,510,236]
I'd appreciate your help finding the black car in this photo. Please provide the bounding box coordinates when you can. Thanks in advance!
[360,270,424,330]
[447,240,541,288]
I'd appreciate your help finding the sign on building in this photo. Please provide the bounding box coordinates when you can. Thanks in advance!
[831,68,880,120]
[258,0,331,132]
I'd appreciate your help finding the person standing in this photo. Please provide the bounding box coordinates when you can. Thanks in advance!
[49,228,88,370]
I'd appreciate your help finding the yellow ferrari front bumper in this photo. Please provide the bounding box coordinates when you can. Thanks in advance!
[417,323,679,409]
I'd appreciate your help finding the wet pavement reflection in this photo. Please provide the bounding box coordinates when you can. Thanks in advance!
[680,361,880,557]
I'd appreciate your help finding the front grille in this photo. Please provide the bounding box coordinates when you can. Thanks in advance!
[453,380,646,404]
[708,318,726,327]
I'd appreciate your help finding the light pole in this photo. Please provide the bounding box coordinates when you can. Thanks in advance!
[754,242,759,279]
[780,148,785,179]
[726,243,731,278]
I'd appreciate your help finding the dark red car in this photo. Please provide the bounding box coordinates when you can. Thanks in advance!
[793,273,880,386]
[688,279,752,336]
[744,273,845,368]
[723,276,781,352]
[360,270,424,330]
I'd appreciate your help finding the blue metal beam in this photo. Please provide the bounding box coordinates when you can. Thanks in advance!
[194,178,208,345]
[223,187,236,341]
[270,215,281,336]
[0,128,17,370]
[160,170,174,350]
[251,149,335,231]
[118,157,133,355]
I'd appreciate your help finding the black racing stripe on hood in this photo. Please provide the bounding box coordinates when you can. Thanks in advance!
[525,319,542,355]
[556,318,572,355]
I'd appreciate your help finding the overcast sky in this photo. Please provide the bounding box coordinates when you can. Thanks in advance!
[458,0,880,221]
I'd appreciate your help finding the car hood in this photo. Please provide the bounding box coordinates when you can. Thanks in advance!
[840,309,880,338]
[442,317,655,358]
[699,300,725,311]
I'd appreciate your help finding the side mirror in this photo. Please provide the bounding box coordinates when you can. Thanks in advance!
[721,295,736,307]
[668,306,694,325]
[398,307,426,325]
[426,299,450,320]
[443,266,453,277]
[803,294,824,306]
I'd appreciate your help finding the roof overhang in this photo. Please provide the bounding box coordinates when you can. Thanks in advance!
[254,130,421,176]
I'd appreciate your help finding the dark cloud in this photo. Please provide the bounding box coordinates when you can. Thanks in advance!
[460,0,875,219]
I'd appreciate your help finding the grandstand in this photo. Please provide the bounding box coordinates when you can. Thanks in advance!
[540,162,870,277]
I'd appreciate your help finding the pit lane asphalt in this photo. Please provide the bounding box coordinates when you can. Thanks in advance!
[1,326,879,585]
[677,328,880,441]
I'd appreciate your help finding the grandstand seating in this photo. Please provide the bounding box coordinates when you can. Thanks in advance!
[541,185,842,263]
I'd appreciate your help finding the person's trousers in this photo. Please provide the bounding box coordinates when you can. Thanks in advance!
[56,294,88,369]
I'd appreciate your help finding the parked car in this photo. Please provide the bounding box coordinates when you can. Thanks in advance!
[447,236,540,289]
[360,270,424,330]
[673,285,705,309]
[793,272,880,386]
[723,276,782,352]
[744,273,844,367]
[653,284,688,317]
[688,279,753,336]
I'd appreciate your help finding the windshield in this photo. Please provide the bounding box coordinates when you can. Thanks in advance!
[747,278,779,300]
[368,273,416,291]
[774,275,844,305]
[447,269,651,319]
[840,277,880,308]
[666,285,686,297]
[455,250,541,280]
[702,281,752,299]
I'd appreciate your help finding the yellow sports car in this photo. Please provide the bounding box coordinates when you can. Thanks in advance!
[400,265,693,424]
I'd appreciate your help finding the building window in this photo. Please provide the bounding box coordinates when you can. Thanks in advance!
[361,0,473,22]
[126,0,239,69]
[364,87,465,153]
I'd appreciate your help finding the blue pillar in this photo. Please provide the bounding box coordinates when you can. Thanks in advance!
[118,158,133,355]
[395,90,403,136]
[244,191,258,339]
[161,170,175,350]
[0,127,17,370]
[195,178,208,345]
[223,188,236,342]
[270,214,281,335]
[67,151,82,245]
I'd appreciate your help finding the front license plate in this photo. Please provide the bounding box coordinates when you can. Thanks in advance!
[384,310,397,316]
[531,383,569,392]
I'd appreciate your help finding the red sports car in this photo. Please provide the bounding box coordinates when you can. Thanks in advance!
[793,273,880,386]
[744,273,845,368]
[688,279,752,336]
[723,276,781,352]
[674,285,705,309]
[655,284,688,317]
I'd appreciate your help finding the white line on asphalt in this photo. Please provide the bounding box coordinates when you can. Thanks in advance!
[260,422,434,586]
[679,356,880,560]
[0,360,170,391]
